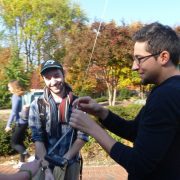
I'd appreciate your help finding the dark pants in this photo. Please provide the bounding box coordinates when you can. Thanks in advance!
[11,123,28,161]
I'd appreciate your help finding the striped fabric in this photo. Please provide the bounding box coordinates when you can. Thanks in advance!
[59,92,73,123]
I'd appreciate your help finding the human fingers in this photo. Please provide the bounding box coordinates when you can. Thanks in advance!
[20,159,42,176]
[70,109,86,127]
[45,171,55,180]
[70,109,94,134]
[72,96,92,108]
[73,99,99,116]
[70,109,84,123]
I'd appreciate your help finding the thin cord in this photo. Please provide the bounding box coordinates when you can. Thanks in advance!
[84,0,109,77]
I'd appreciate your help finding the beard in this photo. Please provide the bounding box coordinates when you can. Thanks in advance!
[141,78,149,85]
[50,82,65,95]
[141,73,157,85]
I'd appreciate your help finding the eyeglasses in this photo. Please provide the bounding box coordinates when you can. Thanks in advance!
[133,52,161,65]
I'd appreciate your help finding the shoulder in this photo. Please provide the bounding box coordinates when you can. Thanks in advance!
[146,81,180,111]
[150,82,180,101]
[12,94,21,101]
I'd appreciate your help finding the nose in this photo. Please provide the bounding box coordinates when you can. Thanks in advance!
[131,60,139,71]
[50,77,58,85]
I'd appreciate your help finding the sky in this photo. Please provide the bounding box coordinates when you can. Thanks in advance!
[74,0,180,27]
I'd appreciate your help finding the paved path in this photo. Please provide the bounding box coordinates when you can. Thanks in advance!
[0,164,128,180]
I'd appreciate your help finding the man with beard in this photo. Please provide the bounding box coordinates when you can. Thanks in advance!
[69,22,180,180]
[29,60,88,180]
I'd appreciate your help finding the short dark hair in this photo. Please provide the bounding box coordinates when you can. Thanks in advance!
[132,22,180,66]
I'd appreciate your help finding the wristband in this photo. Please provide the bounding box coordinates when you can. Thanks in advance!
[19,169,32,180]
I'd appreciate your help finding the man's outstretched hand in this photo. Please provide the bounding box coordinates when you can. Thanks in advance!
[72,96,109,120]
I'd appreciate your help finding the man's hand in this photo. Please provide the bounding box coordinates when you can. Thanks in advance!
[70,108,116,154]
[70,109,98,135]
[72,96,109,120]
[20,159,41,177]
[45,168,55,180]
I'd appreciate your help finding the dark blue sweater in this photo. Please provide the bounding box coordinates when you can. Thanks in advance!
[101,76,180,180]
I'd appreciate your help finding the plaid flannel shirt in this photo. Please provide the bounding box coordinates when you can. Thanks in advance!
[28,94,88,164]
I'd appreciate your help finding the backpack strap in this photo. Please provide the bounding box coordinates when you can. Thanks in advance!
[37,98,47,136]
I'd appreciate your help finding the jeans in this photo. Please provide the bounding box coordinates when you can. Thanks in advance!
[11,123,28,161]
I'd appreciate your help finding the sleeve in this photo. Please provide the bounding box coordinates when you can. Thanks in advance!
[107,89,179,178]
[6,95,20,128]
[101,109,140,142]
[28,100,46,142]
[77,130,89,142]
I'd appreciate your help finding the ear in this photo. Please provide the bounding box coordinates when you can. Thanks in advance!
[159,51,170,65]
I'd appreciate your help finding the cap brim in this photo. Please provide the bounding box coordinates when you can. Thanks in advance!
[41,65,62,74]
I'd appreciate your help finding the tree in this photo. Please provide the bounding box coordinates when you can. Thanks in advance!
[63,21,133,105]
[62,22,100,96]
[30,66,44,89]
[90,21,133,105]
[0,0,87,69]
[4,48,30,87]
[0,48,11,108]
[0,48,30,108]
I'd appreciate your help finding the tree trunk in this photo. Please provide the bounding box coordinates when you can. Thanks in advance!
[108,87,112,106]
[107,82,112,106]
[112,87,117,106]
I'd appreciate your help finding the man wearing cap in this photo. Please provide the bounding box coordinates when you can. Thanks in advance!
[28,60,88,180]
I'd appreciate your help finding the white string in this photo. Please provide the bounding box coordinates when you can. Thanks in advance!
[85,0,109,76]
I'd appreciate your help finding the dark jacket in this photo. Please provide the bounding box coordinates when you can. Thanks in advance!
[101,76,180,180]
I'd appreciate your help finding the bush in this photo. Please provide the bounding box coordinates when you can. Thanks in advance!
[0,121,32,156]
[0,121,15,155]
[95,96,108,103]
[0,83,11,109]
[83,103,143,151]
[117,88,135,101]
[108,104,142,120]
[0,104,143,156]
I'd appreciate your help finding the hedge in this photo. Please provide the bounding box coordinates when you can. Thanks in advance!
[0,121,32,156]
[0,103,142,156]
[83,103,142,149]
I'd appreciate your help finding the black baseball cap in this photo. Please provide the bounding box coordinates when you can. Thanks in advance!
[40,60,63,75]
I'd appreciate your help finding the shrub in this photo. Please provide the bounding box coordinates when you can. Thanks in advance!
[0,121,15,155]
[95,96,108,103]
[83,103,143,151]
[0,103,143,157]
[108,104,142,120]
[117,88,135,101]
[0,84,11,109]
[0,121,32,156]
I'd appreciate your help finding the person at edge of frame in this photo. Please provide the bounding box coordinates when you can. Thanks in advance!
[5,80,31,168]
